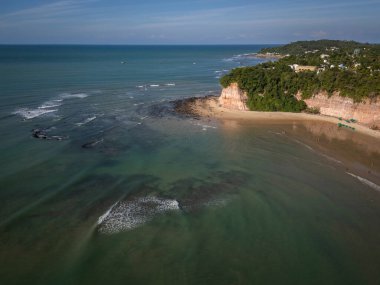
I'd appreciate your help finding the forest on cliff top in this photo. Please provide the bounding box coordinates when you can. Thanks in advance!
[220,40,380,112]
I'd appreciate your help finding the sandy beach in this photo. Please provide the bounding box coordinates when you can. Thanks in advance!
[177,96,380,140]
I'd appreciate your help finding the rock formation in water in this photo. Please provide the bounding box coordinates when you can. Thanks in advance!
[218,83,249,111]
[32,128,67,141]
[219,83,380,127]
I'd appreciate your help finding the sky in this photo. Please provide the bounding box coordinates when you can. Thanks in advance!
[0,0,379,44]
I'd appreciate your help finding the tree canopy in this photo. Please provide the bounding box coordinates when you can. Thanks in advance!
[220,40,380,112]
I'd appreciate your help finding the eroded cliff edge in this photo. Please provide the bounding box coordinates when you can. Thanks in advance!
[219,83,249,111]
[219,83,380,128]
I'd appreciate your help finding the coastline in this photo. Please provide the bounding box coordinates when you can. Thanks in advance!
[176,96,380,140]
[251,53,285,59]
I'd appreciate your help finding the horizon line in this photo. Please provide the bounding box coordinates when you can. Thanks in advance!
[1,40,379,46]
[0,43,284,46]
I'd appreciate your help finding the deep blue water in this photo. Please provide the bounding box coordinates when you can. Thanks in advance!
[0,45,380,285]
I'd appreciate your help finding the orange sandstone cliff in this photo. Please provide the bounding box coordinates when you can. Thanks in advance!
[219,84,380,127]
[298,91,380,127]
[218,83,249,111]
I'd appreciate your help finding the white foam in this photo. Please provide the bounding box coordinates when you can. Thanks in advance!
[38,104,61,109]
[98,201,119,224]
[13,108,58,119]
[150,84,160,87]
[165,83,175,86]
[98,196,179,234]
[13,91,90,120]
[268,131,283,135]
[76,116,97,126]
[319,153,342,164]
[14,97,62,119]
[91,138,104,146]
[193,122,217,132]
[38,101,62,109]
[292,138,314,151]
[60,92,89,99]
[202,124,217,129]
[346,173,380,192]
[291,138,342,164]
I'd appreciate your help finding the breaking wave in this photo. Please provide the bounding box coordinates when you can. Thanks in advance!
[13,92,90,120]
[59,92,89,99]
[13,108,58,120]
[97,196,179,234]
[346,172,380,192]
[76,116,97,126]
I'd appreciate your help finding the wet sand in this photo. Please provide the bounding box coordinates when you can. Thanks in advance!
[175,96,380,185]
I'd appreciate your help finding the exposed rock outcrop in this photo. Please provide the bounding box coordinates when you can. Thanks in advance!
[218,83,249,111]
[297,91,380,127]
[32,128,67,141]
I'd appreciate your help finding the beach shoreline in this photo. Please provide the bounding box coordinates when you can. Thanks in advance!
[175,96,380,140]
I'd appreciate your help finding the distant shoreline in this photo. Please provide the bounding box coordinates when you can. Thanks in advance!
[175,96,380,140]
[251,53,285,59]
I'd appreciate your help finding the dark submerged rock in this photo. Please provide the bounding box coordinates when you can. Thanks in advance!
[32,128,67,141]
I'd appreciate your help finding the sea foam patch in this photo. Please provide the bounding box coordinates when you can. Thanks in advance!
[13,108,58,120]
[97,196,179,234]
[59,92,89,99]
[136,83,175,90]
[76,116,97,126]
[38,100,62,109]
[13,92,90,120]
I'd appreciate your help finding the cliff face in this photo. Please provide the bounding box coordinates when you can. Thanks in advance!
[219,84,380,127]
[219,83,249,111]
[298,91,380,127]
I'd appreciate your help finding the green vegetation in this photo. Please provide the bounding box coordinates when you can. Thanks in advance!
[260,40,376,55]
[220,40,380,112]
[220,63,307,112]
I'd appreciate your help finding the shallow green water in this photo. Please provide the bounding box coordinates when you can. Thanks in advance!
[0,46,380,285]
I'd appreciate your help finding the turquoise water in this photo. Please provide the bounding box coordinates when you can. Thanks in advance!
[0,45,380,285]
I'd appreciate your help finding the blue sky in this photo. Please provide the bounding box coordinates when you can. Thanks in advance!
[0,0,379,44]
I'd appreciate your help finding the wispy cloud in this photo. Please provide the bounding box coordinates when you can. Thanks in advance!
[0,0,98,23]
[0,0,379,44]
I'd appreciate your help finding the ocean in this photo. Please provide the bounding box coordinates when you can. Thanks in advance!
[0,45,380,285]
